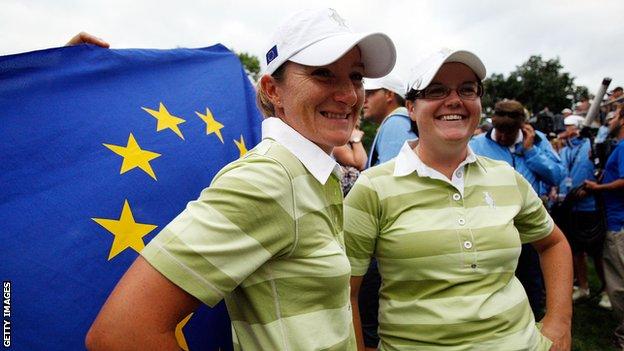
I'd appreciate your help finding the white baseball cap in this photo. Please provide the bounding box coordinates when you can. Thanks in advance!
[363,73,406,98]
[406,48,486,92]
[564,115,585,127]
[262,8,396,78]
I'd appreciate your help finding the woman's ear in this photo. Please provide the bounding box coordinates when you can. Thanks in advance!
[260,75,281,109]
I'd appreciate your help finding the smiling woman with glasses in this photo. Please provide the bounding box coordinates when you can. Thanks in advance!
[410,81,483,100]
[346,48,573,351]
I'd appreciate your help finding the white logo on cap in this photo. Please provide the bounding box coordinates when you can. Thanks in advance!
[414,77,422,89]
[329,9,347,28]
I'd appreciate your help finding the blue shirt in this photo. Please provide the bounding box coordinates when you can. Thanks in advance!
[602,139,624,231]
[367,107,417,168]
[558,137,596,211]
[470,129,565,194]
[595,125,610,144]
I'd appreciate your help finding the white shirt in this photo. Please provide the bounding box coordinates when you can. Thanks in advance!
[262,117,342,185]
[393,140,478,195]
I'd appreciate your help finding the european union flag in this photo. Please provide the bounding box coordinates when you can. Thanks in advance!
[0,44,263,350]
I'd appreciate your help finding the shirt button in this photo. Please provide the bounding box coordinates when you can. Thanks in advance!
[452,193,461,201]
[463,241,473,249]
[458,218,466,226]
[471,263,477,269]
[456,170,463,178]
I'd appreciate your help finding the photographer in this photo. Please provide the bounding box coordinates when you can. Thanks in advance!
[557,116,609,307]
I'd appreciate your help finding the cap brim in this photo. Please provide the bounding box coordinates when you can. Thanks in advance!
[363,79,385,90]
[408,49,486,92]
[289,32,396,78]
[446,51,487,80]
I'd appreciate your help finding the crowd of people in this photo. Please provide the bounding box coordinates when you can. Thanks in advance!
[68,7,624,351]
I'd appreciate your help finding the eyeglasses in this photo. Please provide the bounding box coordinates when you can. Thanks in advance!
[414,82,483,100]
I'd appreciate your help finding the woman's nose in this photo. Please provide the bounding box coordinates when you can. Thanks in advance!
[334,79,359,106]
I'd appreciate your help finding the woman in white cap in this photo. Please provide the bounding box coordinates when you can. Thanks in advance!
[345,48,572,351]
[86,8,395,351]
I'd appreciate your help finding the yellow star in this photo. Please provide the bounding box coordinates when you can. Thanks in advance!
[103,133,161,180]
[142,102,186,140]
[92,199,158,260]
[175,313,193,351]
[195,107,224,143]
[234,135,248,158]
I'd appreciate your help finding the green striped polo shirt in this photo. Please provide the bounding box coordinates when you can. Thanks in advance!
[345,149,554,350]
[143,135,356,350]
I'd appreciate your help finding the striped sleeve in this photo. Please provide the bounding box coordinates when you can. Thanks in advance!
[513,171,554,243]
[141,156,296,306]
[344,173,380,276]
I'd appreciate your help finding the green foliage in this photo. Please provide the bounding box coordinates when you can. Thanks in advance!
[573,85,590,102]
[482,55,589,115]
[359,118,377,152]
[235,51,261,82]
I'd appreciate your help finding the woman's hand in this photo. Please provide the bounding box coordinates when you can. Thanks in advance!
[541,315,571,351]
[66,32,110,48]
[532,225,573,351]
[350,128,364,143]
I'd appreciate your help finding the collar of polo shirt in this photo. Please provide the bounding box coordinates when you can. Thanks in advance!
[262,117,342,184]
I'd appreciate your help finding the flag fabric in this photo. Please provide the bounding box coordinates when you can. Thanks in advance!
[0,44,263,350]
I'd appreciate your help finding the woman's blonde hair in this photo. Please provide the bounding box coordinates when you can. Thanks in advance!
[255,64,287,117]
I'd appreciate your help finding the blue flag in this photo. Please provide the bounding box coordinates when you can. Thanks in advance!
[0,44,263,350]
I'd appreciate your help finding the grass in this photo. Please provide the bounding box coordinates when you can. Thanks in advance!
[570,259,620,351]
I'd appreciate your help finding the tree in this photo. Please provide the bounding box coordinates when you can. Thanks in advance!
[572,85,590,102]
[359,118,377,152]
[235,51,261,82]
[482,55,588,114]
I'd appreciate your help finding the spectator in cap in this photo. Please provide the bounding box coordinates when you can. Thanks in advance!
[85,8,396,350]
[585,106,624,349]
[553,108,573,134]
[470,99,565,316]
[363,73,417,168]
[346,47,572,350]
[557,115,608,306]
[610,86,623,102]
